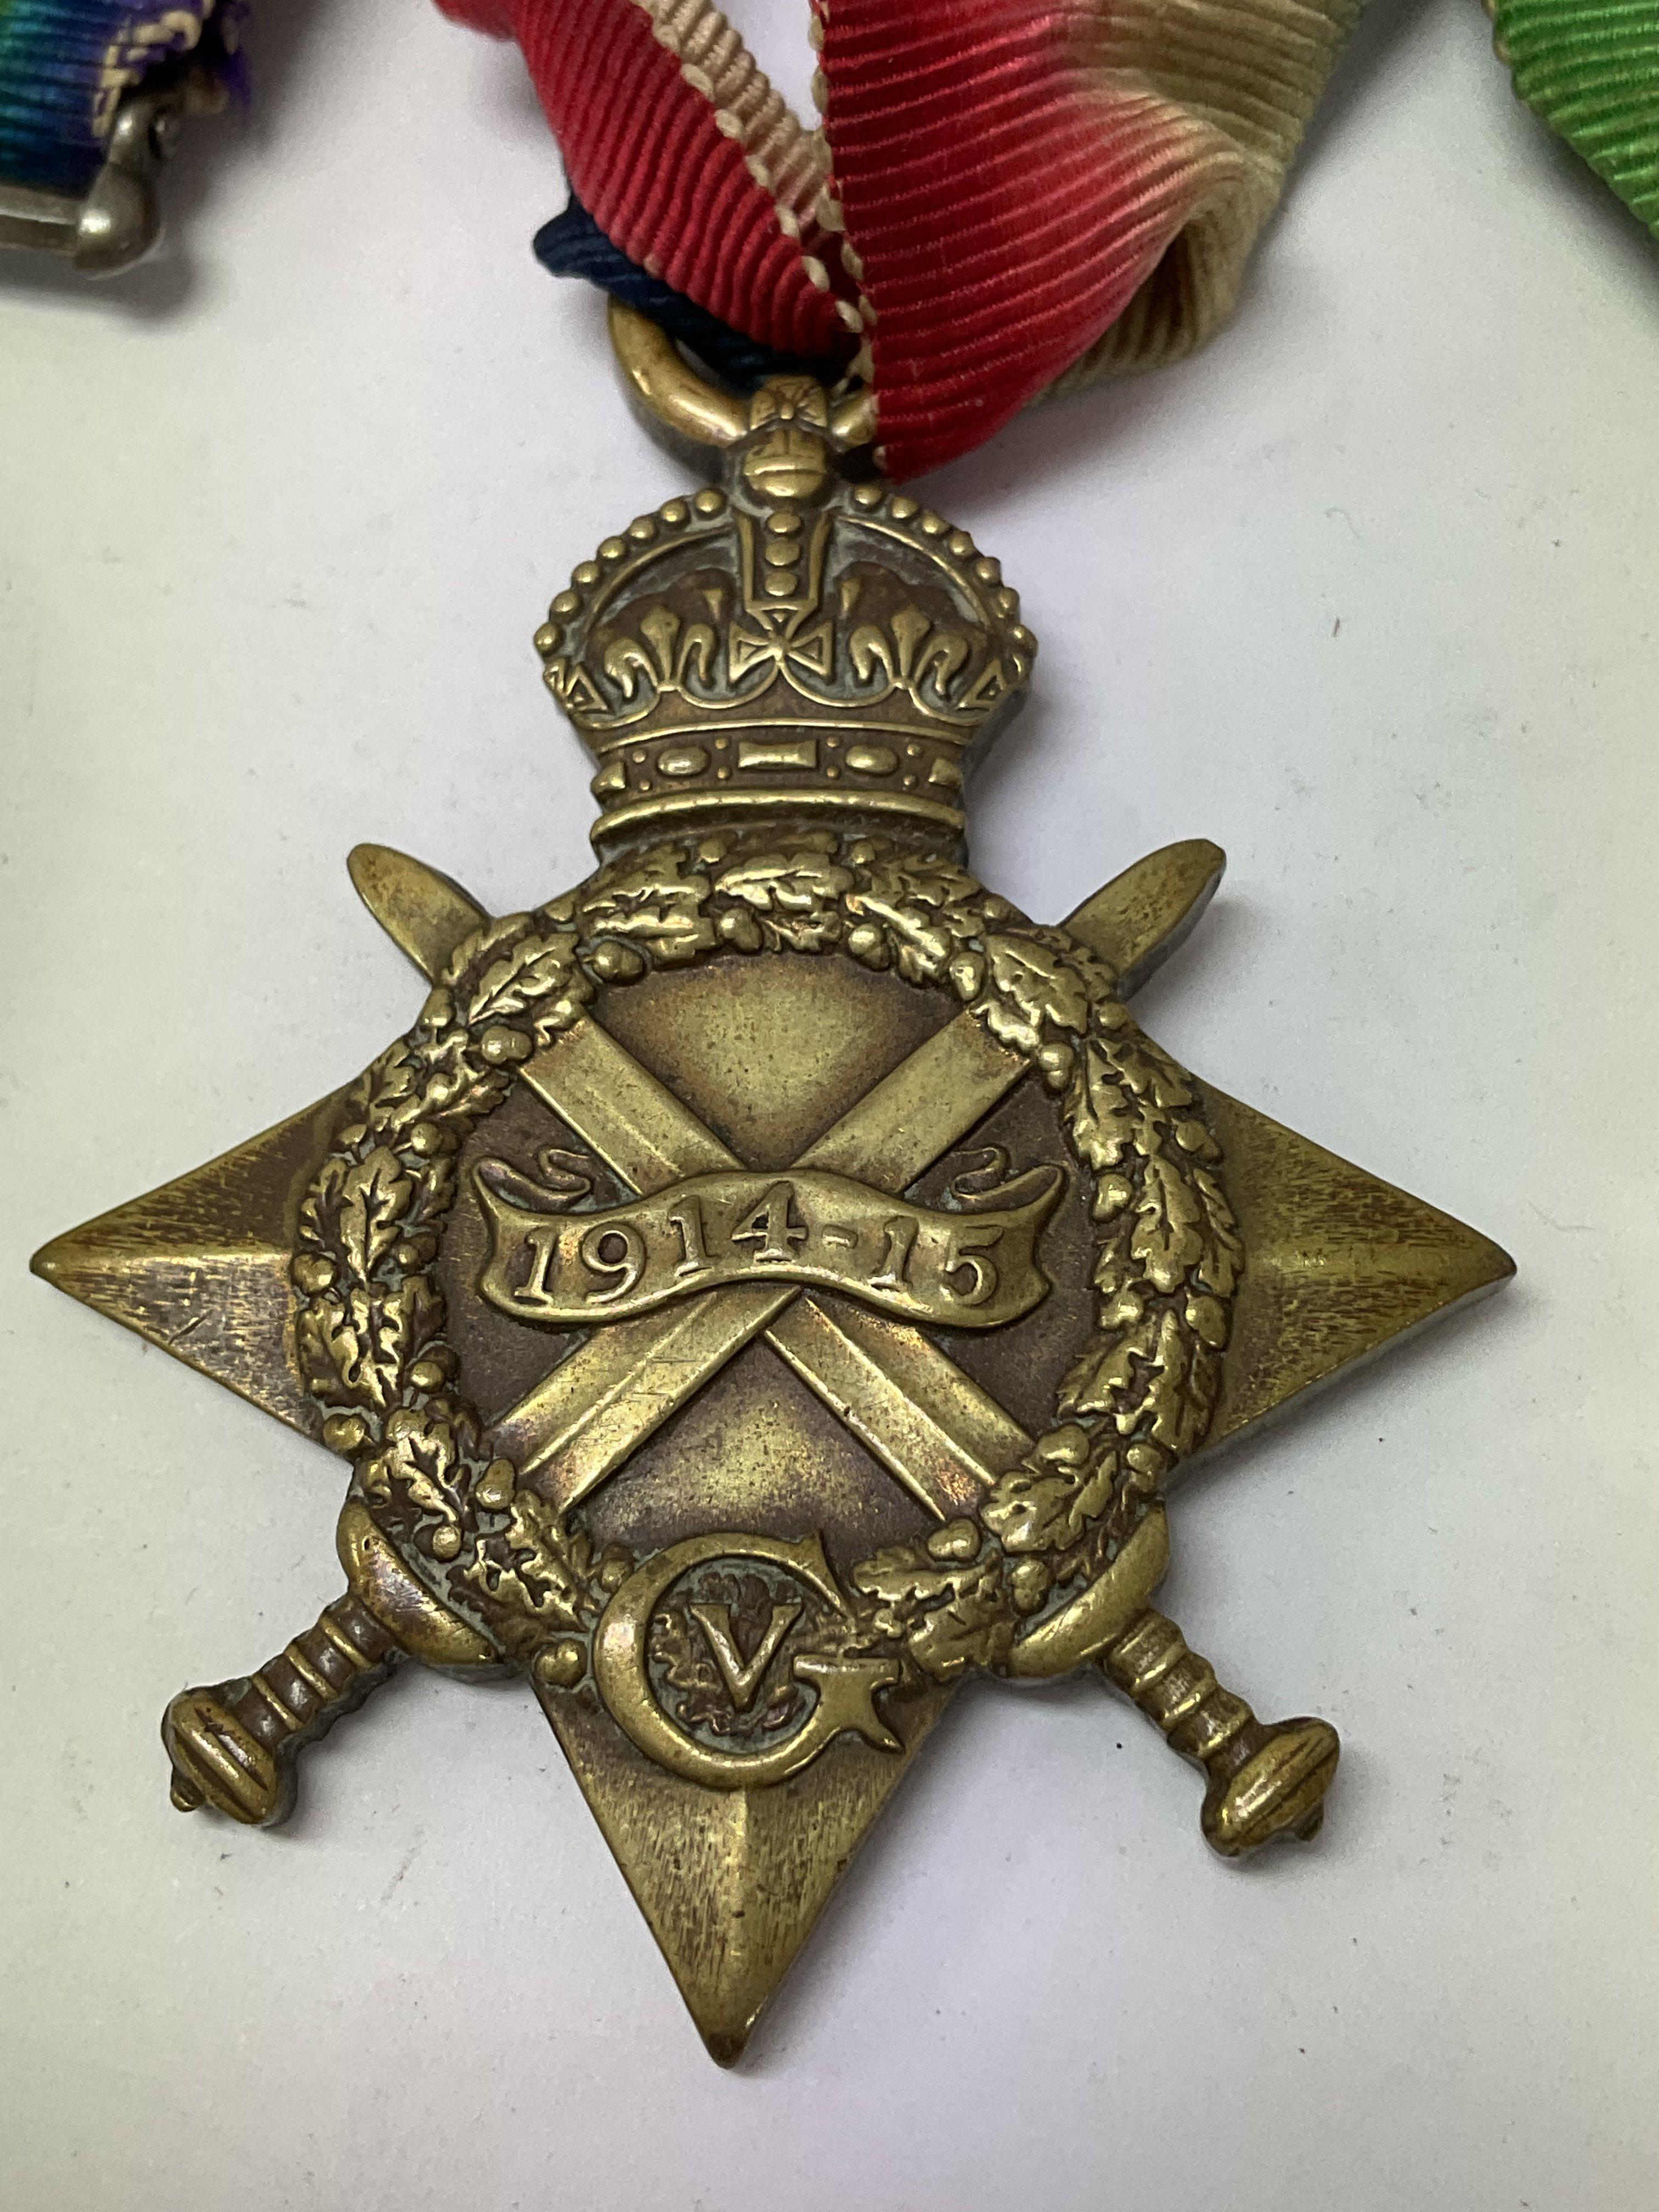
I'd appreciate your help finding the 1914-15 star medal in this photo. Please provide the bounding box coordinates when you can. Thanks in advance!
[33,309,1512,2064]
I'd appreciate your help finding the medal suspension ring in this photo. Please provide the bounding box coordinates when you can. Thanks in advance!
[291,830,1240,1690]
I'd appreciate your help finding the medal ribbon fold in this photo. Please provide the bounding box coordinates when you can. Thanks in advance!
[9,2,1657,455]
[441,0,1361,476]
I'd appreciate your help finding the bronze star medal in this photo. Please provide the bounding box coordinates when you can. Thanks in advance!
[33,310,1513,2063]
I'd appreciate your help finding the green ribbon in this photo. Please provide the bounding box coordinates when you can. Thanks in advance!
[1492,0,1659,235]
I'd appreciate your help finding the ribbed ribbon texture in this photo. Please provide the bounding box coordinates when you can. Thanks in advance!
[441,0,1361,476]
[1494,0,1659,234]
[9,3,1656,467]
[0,0,216,193]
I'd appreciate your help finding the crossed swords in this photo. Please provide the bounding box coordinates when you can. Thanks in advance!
[162,842,1337,1857]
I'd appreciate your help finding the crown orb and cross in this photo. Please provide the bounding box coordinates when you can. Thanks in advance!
[550,325,1031,857]
[33,306,1511,2063]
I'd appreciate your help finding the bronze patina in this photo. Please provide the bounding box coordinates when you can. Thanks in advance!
[33,306,1513,2063]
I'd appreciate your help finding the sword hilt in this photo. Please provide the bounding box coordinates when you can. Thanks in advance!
[1100,1609,1339,1857]
[162,1592,402,1827]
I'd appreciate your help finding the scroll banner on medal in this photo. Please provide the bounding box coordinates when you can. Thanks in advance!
[474,1161,1064,1331]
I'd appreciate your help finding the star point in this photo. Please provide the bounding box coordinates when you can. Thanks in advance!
[30,838,1512,2053]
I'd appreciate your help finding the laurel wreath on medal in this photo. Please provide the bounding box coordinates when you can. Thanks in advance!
[291,830,1240,1692]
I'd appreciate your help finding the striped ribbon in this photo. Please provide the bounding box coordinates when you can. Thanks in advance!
[0,0,218,194]
[1492,0,1659,234]
[5,2,1656,470]
[533,196,833,389]
[445,0,1362,477]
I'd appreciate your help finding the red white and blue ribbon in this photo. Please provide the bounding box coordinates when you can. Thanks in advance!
[3,0,1352,469]
[441,0,1360,477]
[14,3,1654,476]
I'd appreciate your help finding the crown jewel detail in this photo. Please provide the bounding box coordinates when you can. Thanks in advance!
[534,421,1034,853]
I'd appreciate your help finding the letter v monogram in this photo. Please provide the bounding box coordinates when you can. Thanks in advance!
[688,1600,804,1711]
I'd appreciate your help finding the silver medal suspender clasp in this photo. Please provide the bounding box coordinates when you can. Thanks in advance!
[0,72,221,275]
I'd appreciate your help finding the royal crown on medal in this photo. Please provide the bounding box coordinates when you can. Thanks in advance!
[32,301,1513,2066]
[539,317,1033,855]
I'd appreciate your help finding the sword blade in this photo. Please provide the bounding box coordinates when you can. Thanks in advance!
[1060,838,1225,996]
[347,843,490,980]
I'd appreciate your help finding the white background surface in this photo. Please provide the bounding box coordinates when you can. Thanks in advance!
[3,2,1657,2207]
